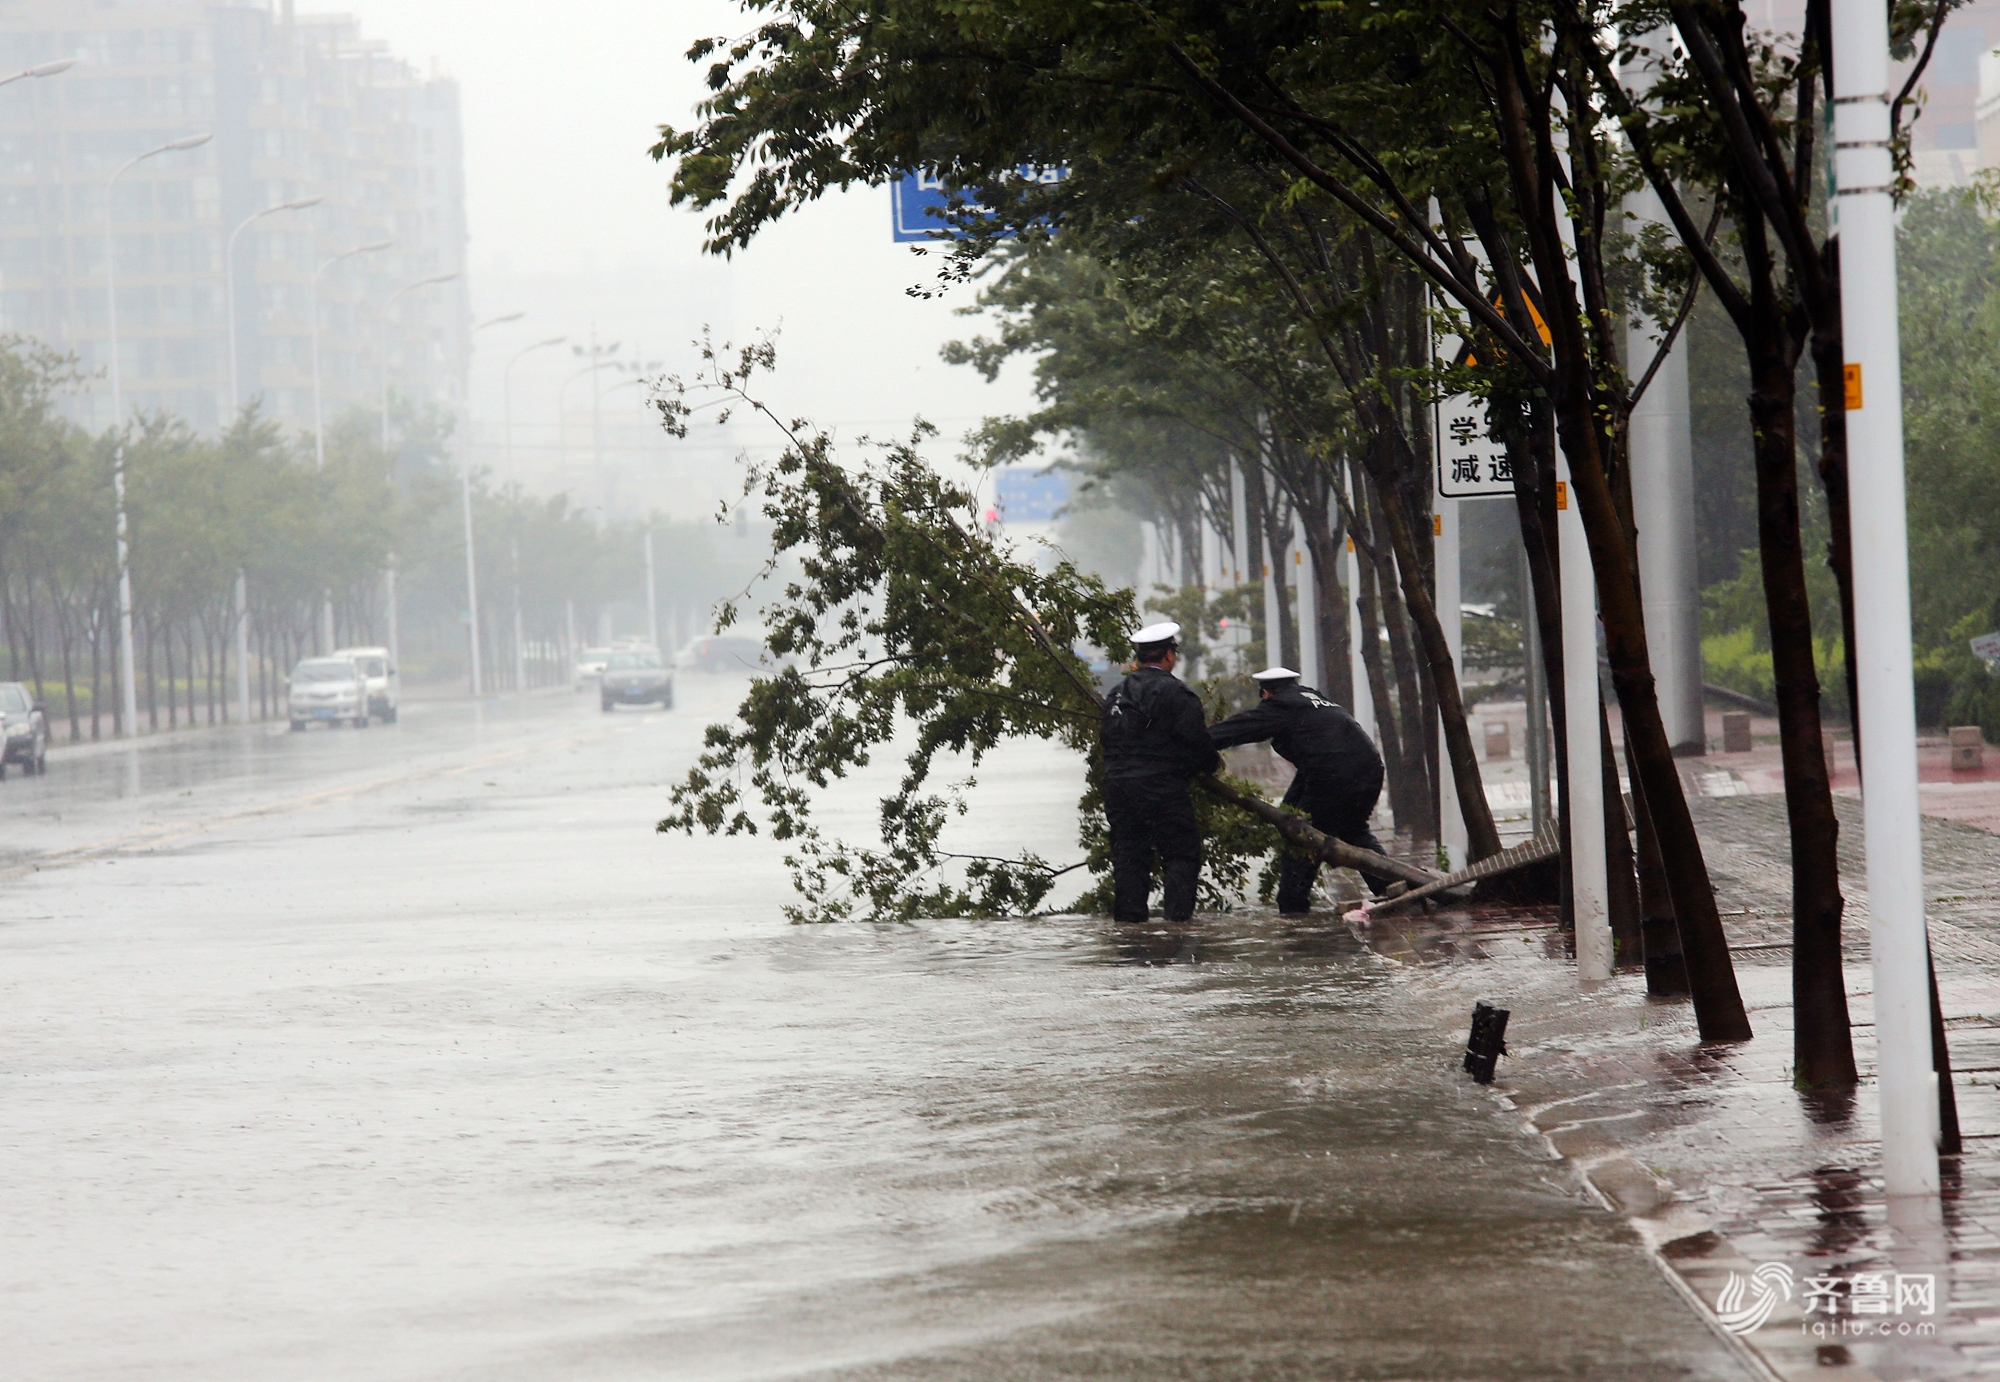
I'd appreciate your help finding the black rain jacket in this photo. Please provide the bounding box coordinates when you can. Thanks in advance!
[1101,666,1222,783]
[1207,685,1383,794]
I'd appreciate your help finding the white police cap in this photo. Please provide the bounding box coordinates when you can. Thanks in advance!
[1252,667,1301,682]
[1132,621,1182,646]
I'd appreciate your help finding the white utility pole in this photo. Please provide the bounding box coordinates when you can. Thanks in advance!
[1625,36,1705,755]
[1347,535,1375,739]
[1292,510,1319,687]
[461,456,482,697]
[1228,460,1251,672]
[1437,498,1467,871]
[108,132,211,738]
[1559,466,1613,981]
[1834,0,1939,1197]
[644,525,660,652]
[1260,528,1283,669]
[234,569,250,722]
[385,559,399,678]
[511,538,526,694]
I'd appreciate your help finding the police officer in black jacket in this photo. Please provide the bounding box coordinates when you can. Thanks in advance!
[1100,622,1222,924]
[1209,667,1393,912]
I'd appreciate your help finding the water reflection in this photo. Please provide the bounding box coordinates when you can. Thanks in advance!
[1111,923,1202,965]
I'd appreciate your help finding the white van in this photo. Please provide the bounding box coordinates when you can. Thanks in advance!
[331,645,399,723]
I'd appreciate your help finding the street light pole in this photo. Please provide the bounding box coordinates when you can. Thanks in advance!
[505,334,566,484]
[462,451,483,698]
[1834,0,1939,1198]
[511,537,526,694]
[224,195,320,413]
[378,270,459,459]
[107,131,211,739]
[557,357,619,477]
[309,238,392,468]
[643,524,659,652]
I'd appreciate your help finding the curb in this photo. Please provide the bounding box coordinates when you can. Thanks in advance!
[1507,1087,1884,1382]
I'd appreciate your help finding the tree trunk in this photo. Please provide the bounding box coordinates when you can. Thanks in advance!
[1808,270,1861,759]
[1363,437,1503,858]
[1747,333,1858,1087]
[1627,721,1691,992]
[1253,465,1299,671]
[1305,515,1349,702]
[89,595,103,740]
[1481,38,1749,1040]
[1353,518,1412,825]
[57,599,78,742]
[1367,496,1428,828]
[1602,702,1643,965]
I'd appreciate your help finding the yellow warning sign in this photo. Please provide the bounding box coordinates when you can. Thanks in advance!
[1433,513,1443,536]
[1555,480,1568,511]
[1844,362,1863,410]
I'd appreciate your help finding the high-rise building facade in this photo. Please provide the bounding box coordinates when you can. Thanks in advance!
[0,0,467,437]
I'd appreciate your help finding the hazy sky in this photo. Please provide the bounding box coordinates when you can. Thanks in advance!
[349,0,1035,514]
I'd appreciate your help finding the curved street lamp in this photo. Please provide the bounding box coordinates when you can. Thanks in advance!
[224,195,321,411]
[107,131,212,739]
[504,334,565,482]
[0,58,74,88]
[377,270,459,455]
[310,239,392,467]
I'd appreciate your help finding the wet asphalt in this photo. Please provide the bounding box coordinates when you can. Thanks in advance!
[0,680,1748,1380]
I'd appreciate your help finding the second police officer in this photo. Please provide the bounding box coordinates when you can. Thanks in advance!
[1099,621,1221,925]
[1207,666,1394,912]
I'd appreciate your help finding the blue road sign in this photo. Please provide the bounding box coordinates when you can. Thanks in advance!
[890,166,1068,243]
[993,467,1067,522]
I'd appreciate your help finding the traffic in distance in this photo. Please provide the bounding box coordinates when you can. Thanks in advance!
[269,632,786,734]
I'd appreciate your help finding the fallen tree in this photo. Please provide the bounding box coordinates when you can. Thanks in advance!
[653,338,1439,922]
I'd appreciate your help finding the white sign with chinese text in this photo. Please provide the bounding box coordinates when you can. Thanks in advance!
[1435,393,1517,499]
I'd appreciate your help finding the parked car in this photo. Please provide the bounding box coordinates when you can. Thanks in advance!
[676,634,771,675]
[288,657,371,729]
[574,646,614,690]
[331,645,398,722]
[599,647,673,711]
[0,681,46,777]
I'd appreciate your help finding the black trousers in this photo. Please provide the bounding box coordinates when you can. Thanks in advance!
[1103,775,1202,924]
[1277,774,1391,913]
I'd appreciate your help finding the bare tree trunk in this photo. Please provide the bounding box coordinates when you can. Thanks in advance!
[89,593,103,740]
[1353,514,1411,825]
[1369,470,1443,844]
[57,596,79,741]
[1747,328,1857,1087]
[1602,703,1642,964]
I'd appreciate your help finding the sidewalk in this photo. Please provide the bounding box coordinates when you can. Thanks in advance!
[1471,698,2000,836]
[1349,792,2000,1380]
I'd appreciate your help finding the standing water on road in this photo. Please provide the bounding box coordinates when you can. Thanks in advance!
[0,681,1742,1379]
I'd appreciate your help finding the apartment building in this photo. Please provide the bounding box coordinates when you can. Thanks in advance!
[0,1,467,438]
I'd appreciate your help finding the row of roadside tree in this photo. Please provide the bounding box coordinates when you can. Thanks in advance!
[655,0,1995,1088]
[0,336,743,740]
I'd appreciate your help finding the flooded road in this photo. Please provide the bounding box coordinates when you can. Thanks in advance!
[1,682,1745,1380]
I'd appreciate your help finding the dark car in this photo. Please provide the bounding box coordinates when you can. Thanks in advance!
[0,681,47,777]
[676,634,771,675]
[600,648,674,712]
